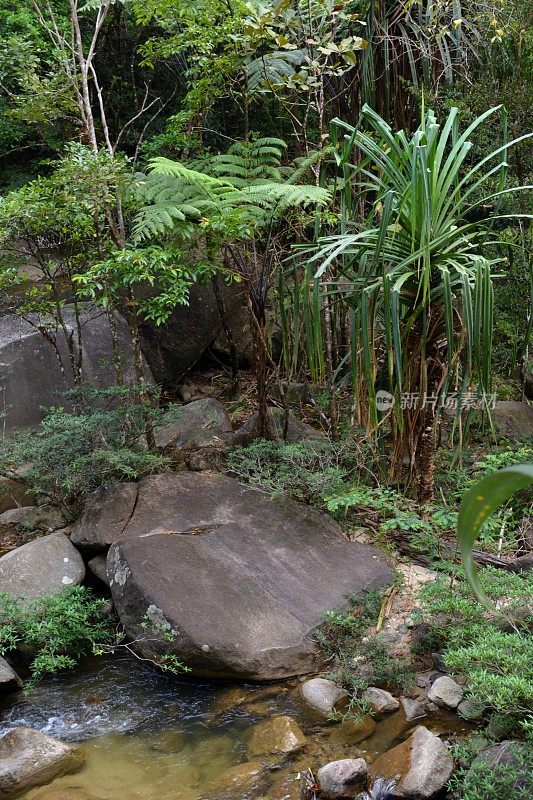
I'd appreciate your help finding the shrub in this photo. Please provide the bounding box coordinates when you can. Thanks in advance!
[315,590,413,713]
[0,386,170,512]
[0,586,115,683]
[448,741,533,800]
[227,438,369,504]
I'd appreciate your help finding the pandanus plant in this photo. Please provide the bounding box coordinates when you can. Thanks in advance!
[309,104,532,501]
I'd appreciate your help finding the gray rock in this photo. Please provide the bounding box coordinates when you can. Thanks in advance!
[300,678,349,716]
[317,758,368,798]
[155,398,233,459]
[232,407,325,445]
[0,656,22,693]
[87,555,110,587]
[457,699,485,720]
[0,726,85,797]
[368,725,453,798]
[71,483,138,551]
[427,676,464,709]
[363,687,400,716]
[400,697,426,722]
[106,472,394,679]
[493,401,533,440]
[0,305,147,433]
[0,532,85,600]
[139,281,247,386]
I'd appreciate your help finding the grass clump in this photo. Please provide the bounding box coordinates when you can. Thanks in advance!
[448,739,533,800]
[315,590,413,715]
[0,386,170,513]
[227,438,368,504]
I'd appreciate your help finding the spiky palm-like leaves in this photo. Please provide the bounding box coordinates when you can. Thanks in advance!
[307,104,531,500]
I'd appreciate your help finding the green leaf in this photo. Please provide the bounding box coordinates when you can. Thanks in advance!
[457,464,533,608]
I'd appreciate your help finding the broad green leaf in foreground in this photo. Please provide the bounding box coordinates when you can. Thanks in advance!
[457,464,533,608]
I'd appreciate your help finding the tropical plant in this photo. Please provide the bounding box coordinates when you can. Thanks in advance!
[457,463,533,607]
[306,103,532,500]
[134,137,330,431]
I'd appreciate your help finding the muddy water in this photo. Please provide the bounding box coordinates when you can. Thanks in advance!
[0,654,471,799]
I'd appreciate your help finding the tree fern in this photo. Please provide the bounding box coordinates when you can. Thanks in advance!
[133,138,330,241]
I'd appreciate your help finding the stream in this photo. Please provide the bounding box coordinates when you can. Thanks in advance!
[0,653,472,799]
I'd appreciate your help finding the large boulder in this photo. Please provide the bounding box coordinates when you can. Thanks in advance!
[70,483,138,551]
[0,305,148,433]
[0,727,85,798]
[368,726,453,798]
[103,472,393,679]
[0,532,85,600]
[493,401,533,439]
[139,282,247,387]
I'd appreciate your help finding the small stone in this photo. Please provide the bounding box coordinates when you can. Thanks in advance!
[400,697,426,722]
[317,758,368,799]
[206,761,267,798]
[300,678,349,716]
[457,699,485,720]
[427,676,464,709]
[327,715,376,746]
[363,687,400,716]
[415,673,431,689]
[247,715,306,759]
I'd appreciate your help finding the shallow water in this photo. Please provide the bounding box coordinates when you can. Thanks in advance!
[0,654,472,799]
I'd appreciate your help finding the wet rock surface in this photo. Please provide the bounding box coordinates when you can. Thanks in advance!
[0,532,85,600]
[0,657,22,693]
[0,727,85,798]
[247,715,306,759]
[363,688,400,716]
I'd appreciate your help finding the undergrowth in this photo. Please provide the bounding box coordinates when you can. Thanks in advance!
[419,567,533,739]
[315,590,413,717]
[0,586,115,683]
[0,386,173,513]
